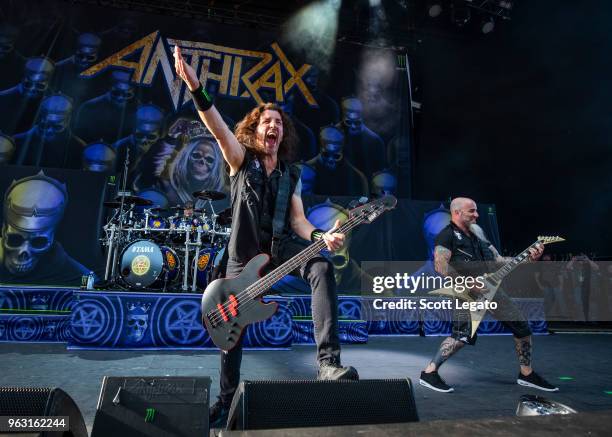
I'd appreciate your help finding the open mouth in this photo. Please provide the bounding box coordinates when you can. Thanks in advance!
[265,131,278,147]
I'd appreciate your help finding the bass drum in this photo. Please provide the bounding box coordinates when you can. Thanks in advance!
[120,240,180,289]
[195,246,226,290]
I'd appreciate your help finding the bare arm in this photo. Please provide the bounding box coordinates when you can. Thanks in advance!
[173,46,244,174]
[289,187,344,252]
[289,192,316,242]
[488,244,512,264]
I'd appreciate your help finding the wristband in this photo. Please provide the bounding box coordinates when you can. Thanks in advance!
[310,228,325,243]
[190,83,214,112]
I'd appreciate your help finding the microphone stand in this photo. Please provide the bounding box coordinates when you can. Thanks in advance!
[109,142,132,285]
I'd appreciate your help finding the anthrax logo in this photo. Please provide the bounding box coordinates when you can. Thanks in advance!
[80,31,317,111]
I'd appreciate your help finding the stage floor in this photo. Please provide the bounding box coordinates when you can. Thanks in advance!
[1,334,611,431]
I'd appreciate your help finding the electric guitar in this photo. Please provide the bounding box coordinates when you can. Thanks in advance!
[201,195,397,351]
[429,235,565,336]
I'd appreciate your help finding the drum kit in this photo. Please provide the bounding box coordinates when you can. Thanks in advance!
[101,190,231,292]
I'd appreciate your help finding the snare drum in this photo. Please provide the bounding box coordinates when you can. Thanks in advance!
[119,240,180,289]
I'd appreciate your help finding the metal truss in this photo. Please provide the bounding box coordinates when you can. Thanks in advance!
[463,0,514,20]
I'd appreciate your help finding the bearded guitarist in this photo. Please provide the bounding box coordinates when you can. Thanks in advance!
[174,47,358,428]
[419,197,559,393]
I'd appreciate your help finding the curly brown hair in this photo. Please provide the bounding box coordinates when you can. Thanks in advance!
[234,103,298,162]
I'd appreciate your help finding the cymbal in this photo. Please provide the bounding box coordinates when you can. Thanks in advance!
[192,190,226,201]
[216,207,232,226]
[114,195,153,206]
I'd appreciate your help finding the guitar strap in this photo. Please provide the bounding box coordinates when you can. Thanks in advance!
[271,165,291,260]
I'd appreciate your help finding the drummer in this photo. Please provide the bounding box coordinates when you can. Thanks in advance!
[183,200,195,218]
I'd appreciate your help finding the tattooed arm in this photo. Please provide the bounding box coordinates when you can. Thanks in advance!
[488,245,512,264]
[434,245,460,277]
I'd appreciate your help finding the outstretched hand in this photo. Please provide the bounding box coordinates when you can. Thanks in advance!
[322,219,345,252]
[173,46,200,91]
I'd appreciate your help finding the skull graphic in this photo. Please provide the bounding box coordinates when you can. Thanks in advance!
[133,104,164,153]
[306,200,351,284]
[125,302,150,343]
[371,170,397,198]
[318,126,344,171]
[36,94,73,141]
[1,172,68,275]
[0,24,18,59]
[109,70,135,106]
[0,134,16,164]
[74,33,101,70]
[423,205,451,260]
[341,97,364,136]
[82,142,116,172]
[22,57,55,99]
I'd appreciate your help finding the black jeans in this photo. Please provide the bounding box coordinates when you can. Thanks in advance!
[218,238,341,405]
[451,287,532,345]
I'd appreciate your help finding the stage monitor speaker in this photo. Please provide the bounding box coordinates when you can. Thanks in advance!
[90,376,210,437]
[226,378,419,431]
[0,386,87,437]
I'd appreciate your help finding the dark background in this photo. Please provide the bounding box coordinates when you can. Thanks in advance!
[410,1,611,256]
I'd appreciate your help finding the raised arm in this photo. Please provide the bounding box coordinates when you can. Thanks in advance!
[173,46,244,174]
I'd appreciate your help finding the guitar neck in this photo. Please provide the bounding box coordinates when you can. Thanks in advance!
[489,241,539,283]
[246,215,365,299]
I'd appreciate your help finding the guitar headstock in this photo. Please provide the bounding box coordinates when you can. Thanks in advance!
[537,235,565,245]
[349,195,397,224]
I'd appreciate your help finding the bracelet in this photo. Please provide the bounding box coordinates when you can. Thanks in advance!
[310,228,325,243]
[190,83,214,112]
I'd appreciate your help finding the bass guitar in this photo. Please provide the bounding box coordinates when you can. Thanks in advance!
[201,195,397,351]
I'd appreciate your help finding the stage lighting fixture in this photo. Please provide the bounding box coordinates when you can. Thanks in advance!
[516,395,577,417]
[481,16,495,34]
[329,0,342,10]
[451,3,471,26]
[427,2,443,18]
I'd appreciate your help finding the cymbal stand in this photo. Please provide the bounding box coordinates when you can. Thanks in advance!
[110,143,131,284]
[191,227,203,292]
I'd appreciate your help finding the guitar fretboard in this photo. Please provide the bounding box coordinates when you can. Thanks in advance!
[489,241,539,283]
[243,202,385,300]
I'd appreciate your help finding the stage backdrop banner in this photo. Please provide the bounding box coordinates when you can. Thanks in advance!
[0,1,496,291]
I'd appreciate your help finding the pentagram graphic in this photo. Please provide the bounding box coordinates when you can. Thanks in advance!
[13,317,39,341]
[160,300,207,345]
[71,302,107,342]
[338,300,361,320]
[255,307,292,345]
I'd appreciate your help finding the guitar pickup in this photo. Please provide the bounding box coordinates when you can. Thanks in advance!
[228,295,239,317]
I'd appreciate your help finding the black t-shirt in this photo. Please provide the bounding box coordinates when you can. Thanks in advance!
[434,222,495,276]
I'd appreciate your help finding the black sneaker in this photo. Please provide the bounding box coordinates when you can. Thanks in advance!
[317,360,359,380]
[209,399,230,429]
[419,371,454,393]
[517,371,559,392]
